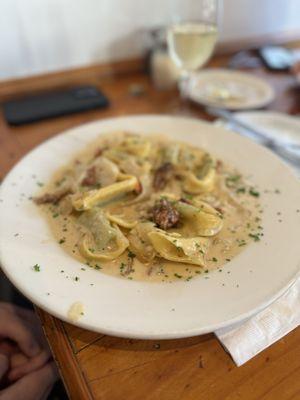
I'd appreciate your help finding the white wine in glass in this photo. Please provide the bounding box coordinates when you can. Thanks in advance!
[166,0,219,97]
[167,22,218,71]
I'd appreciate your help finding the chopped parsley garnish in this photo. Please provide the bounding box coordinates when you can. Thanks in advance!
[52,213,59,218]
[236,187,246,194]
[204,269,209,273]
[37,181,44,187]
[58,238,66,244]
[248,233,261,242]
[228,174,241,182]
[237,238,247,247]
[74,276,79,281]
[249,188,260,197]
[95,264,102,270]
[226,174,241,188]
[33,264,40,272]
[275,189,281,194]
[195,243,204,254]
[174,273,183,279]
[212,257,218,262]
[55,177,66,187]
[120,262,126,272]
[128,250,136,259]
[225,258,231,262]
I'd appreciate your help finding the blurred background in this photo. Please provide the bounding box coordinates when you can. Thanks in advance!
[1,0,300,81]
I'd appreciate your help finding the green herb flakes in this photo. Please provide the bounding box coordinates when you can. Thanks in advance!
[174,273,183,279]
[128,250,136,259]
[248,233,261,242]
[33,264,40,272]
[249,188,260,197]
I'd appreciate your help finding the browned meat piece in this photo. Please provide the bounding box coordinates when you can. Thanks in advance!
[135,180,143,194]
[215,206,224,215]
[216,160,223,173]
[180,197,192,204]
[153,162,174,190]
[152,198,179,230]
[94,148,103,158]
[81,166,97,186]
[121,251,136,276]
[33,188,71,205]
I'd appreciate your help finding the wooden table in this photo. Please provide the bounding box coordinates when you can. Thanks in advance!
[0,54,299,400]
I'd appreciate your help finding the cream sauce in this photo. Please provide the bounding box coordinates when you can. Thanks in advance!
[37,135,262,283]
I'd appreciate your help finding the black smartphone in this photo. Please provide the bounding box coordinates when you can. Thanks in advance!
[3,86,109,125]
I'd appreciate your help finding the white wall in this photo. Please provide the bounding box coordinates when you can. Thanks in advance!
[0,0,299,81]
[222,0,300,41]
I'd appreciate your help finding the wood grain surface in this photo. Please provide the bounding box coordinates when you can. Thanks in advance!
[0,54,299,400]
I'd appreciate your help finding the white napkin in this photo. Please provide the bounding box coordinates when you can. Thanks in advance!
[214,115,300,366]
[215,277,300,366]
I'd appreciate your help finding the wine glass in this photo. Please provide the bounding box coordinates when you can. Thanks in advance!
[167,0,219,98]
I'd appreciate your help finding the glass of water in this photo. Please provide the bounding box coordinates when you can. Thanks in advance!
[167,0,219,97]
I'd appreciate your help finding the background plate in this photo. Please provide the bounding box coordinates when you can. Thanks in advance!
[188,69,275,110]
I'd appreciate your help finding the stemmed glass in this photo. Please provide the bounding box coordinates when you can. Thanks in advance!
[167,0,219,98]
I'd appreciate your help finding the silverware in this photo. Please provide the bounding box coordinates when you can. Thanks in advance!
[206,107,300,166]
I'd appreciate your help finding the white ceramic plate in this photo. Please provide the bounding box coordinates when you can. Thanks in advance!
[215,111,300,174]
[0,115,300,339]
[188,69,275,110]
